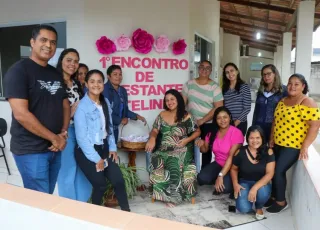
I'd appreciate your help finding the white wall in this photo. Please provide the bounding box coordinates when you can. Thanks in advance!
[290,146,320,230]
[240,48,274,84]
[249,47,274,59]
[219,27,224,80]
[0,0,221,183]
[310,78,320,95]
[222,33,240,68]
[190,0,220,81]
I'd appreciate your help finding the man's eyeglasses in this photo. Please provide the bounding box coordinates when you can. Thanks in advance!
[199,66,212,72]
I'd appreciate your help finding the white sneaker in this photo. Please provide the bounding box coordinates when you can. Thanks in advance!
[256,212,265,220]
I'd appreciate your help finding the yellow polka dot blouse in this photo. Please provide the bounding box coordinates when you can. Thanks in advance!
[274,101,320,149]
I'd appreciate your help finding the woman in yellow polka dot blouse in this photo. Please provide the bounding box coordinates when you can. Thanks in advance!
[266,74,320,214]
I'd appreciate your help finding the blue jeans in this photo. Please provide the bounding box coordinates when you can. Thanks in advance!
[57,125,92,202]
[146,151,151,173]
[13,151,61,194]
[114,128,119,143]
[194,145,201,173]
[236,180,271,213]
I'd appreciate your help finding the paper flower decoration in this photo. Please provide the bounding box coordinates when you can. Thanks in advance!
[172,39,187,55]
[132,28,154,54]
[114,34,132,51]
[154,35,170,53]
[96,36,116,54]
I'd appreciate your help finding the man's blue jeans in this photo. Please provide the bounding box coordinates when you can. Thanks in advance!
[13,151,61,194]
[236,179,271,213]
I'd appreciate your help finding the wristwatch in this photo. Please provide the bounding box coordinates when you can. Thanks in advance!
[218,172,223,177]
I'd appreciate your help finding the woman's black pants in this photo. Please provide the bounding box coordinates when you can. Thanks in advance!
[272,145,300,202]
[75,140,130,211]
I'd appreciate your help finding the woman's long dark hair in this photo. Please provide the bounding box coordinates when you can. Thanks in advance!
[163,89,187,122]
[85,69,111,135]
[208,106,234,150]
[246,125,267,161]
[56,48,80,79]
[56,48,83,97]
[289,73,309,95]
[222,63,245,94]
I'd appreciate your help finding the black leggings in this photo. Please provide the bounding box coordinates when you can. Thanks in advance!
[272,145,300,202]
[75,141,130,211]
[236,121,248,137]
[197,161,233,194]
[200,123,214,168]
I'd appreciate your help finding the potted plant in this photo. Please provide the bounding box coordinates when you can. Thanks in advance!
[103,162,143,207]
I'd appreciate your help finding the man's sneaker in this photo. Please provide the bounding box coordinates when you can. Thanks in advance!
[263,198,275,208]
[266,202,288,214]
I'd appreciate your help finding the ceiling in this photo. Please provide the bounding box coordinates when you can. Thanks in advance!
[219,0,320,52]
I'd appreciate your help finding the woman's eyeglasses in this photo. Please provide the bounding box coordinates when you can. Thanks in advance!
[263,72,273,77]
[199,66,212,72]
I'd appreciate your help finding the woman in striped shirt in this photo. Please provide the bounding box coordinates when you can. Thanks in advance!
[222,63,251,136]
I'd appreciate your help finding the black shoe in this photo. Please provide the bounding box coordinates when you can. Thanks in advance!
[266,202,288,214]
[229,193,235,200]
[264,198,275,208]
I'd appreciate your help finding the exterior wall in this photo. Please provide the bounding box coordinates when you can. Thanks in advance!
[0,0,220,182]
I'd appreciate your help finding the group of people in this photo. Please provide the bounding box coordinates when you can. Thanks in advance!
[3,25,320,219]
[4,25,146,211]
[145,59,320,220]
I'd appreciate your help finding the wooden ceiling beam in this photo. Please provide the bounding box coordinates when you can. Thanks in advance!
[218,0,320,18]
[241,38,277,47]
[242,42,276,52]
[244,43,275,52]
[221,10,286,26]
[219,0,295,13]
[244,42,276,50]
[221,18,283,35]
[220,24,281,40]
[223,29,278,44]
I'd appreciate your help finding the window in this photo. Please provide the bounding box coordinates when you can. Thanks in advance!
[250,62,264,71]
[0,21,66,99]
[193,33,213,79]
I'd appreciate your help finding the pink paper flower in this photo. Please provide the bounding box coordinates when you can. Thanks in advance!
[96,36,116,55]
[114,34,132,51]
[132,28,154,54]
[172,39,187,55]
[154,35,170,53]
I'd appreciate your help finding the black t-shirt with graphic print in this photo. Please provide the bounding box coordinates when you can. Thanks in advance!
[4,58,67,154]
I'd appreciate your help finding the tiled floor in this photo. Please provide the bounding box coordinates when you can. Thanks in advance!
[0,160,296,230]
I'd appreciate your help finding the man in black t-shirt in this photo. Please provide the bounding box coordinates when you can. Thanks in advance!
[4,25,70,194]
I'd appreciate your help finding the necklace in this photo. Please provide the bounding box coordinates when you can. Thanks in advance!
[247,146,257,161]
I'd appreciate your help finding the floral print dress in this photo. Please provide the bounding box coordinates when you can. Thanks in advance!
[149,114,198,204]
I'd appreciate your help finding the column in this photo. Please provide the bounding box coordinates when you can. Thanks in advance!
[274,51,278,67]
[223,33,240,67]
[281,32,293,84]
[295,1,315,84]
[276,45,283,76]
